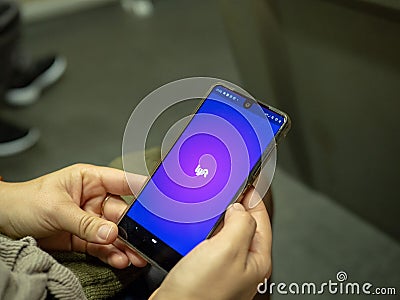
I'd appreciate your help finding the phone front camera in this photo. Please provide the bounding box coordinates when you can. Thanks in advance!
[243,101,253,109]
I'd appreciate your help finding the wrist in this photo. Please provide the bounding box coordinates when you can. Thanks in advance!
[150,287,181,300]
[0,180,36,238]
[150,286,204,300]
[0,181,16,236]
[149,287,169,300]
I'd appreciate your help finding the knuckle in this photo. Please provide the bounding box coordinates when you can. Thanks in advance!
[263,257,272,279]
[78,214,95,237]
[216,240,237,258]
[240,211,256,228]
[250,257,272,283]
[70,163,94,174]
[256,255,272,280]
[69,163,87,171]
[265,265,272,279]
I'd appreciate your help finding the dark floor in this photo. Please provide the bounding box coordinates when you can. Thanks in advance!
[0,0,240,181]
[0,1,399,299]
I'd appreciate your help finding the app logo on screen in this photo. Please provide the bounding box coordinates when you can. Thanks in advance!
[155,132,230,204]
[195,164,208,178]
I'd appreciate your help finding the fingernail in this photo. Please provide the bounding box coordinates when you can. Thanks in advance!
[232,203,245,211]
[225,203,244,218]
[225,204,233,218]
[97,224,112,241]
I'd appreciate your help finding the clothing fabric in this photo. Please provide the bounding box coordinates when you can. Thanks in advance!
[0,234,86,300]
[51,251,151,300]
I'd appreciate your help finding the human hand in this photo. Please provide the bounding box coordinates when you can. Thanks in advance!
[151,187,272,300]
[0,164,147,269]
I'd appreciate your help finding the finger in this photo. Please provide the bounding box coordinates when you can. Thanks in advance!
[214,203,256,258]
[102,194,128,223]
[124,172,147,195]
[101,196,147,267]
[82,165,147,196]
[70,235,146,268]
[242,187,271,254]
[86,242,131,269]
[114,237,147,267]
[58,202,118,244]
[241,186,268,213]
[242,187,272,278]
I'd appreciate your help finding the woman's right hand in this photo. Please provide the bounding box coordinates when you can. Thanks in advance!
[151,187,272,300]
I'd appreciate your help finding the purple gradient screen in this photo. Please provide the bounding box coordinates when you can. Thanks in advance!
[127,86,283,255]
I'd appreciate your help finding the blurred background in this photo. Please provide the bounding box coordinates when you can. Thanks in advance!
[0,0,399,299]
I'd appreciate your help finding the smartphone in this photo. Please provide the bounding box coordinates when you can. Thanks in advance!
[118,84,290,272]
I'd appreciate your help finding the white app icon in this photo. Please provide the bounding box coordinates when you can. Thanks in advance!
[195,164,209,178]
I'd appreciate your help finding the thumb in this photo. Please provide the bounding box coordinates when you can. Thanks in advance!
[215,203,257,256]
[58,203,118,244]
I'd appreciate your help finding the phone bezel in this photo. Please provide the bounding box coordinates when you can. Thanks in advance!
[117,84,291,272]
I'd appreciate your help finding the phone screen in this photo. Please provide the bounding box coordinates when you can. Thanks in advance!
[119,85,287,270]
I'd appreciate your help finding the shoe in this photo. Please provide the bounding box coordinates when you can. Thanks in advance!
[5,55,67,106]
[0,120,40,156]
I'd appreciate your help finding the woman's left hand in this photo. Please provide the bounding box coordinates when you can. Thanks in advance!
[0,164,147,269]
